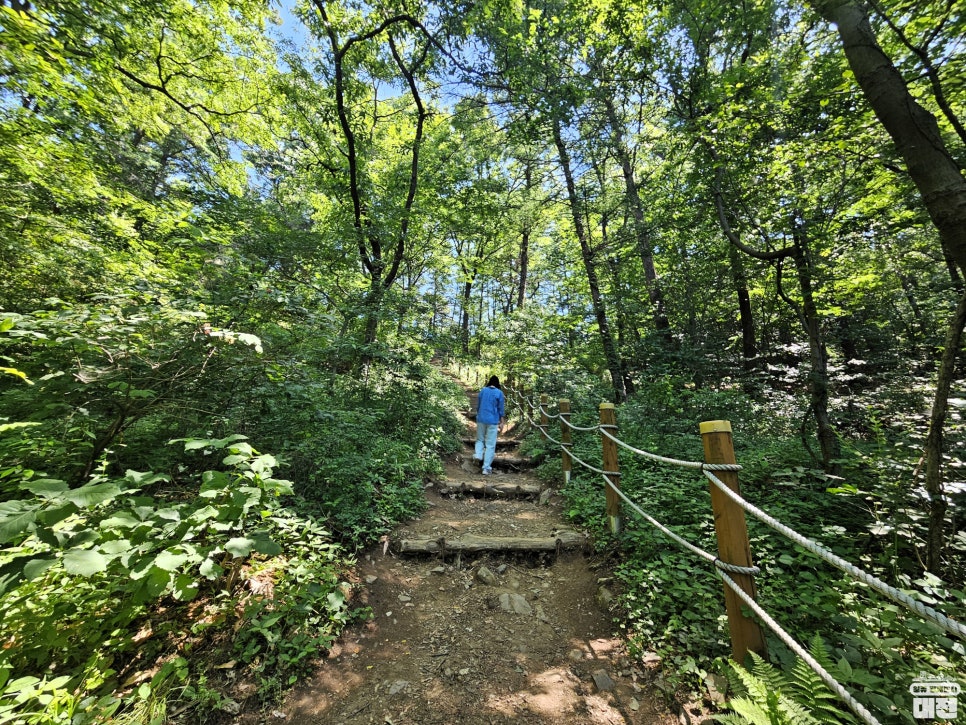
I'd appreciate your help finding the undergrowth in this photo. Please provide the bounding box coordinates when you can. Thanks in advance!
[521,369,966,724]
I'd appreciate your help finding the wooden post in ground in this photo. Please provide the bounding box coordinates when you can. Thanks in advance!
[522,389,533,434]
[559,399,572,485]
[599,403,622,535]
[700,420,767,663]
[539,394,549,441]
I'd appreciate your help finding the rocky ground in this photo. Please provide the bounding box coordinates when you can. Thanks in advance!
[261,398,685,725]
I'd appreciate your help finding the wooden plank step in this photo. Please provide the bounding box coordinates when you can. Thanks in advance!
[439,479,542,496]
[461,438,519,449]
[394,531,587,554]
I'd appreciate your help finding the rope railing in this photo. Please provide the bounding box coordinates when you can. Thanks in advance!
[504,384,963,725]
[703,469,966,641]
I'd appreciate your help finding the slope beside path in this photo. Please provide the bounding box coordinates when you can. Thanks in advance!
[270,390,679,724]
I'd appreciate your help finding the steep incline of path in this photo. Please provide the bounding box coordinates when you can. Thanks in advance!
[278,388,676,724]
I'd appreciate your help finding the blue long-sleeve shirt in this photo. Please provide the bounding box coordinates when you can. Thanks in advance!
[477,385,505,425]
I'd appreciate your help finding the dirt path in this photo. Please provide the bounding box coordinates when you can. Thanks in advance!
[275,395,678,725]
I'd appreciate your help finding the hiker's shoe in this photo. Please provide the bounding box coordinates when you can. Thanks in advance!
[482,468,492,475]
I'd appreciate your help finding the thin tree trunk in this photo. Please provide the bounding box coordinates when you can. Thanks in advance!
[922,290,966,573]
[553,119,627,403]
[729,243,758,371]
[517,164,532,309]
[601,95,672,340]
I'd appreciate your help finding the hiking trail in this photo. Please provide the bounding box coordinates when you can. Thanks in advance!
[272,386,680,724]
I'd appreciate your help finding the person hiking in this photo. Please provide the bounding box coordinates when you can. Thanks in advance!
[474,375,506,475]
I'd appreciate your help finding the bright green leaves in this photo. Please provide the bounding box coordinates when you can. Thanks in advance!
[63,549,109,577]
[225,537,256,558]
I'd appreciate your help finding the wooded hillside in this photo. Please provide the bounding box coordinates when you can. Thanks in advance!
[0,0,963,721]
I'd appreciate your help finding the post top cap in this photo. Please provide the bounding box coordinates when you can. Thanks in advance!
[700,420,732,434]
[599,402,616,410]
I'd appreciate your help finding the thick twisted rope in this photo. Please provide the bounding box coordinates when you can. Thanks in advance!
[717,570,882,725]
[537,402,561,421]
[560,416,603,433]
[600,475,760,576]
[704,469,966,641]
[567,448,610,477]
[599,427,743,472]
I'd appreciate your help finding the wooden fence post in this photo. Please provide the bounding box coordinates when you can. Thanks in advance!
[599,403,622,535]
[700,420,767,663]
[522,388,533,434]
[559,399,572,485]
[539,394,549,441]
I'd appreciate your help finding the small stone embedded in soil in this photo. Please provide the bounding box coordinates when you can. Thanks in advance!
[592,669,617,692]
[534,603,549,623]
[539,489,552,505]
[475,565,499,585]
[398,594,412,602]
[499,592,532,615]
[596,585,615,610]
[365,575,378,584]
[387,680,410,695]
[569,649,585,661]
[430,566,447,575]
[630,698,641,711]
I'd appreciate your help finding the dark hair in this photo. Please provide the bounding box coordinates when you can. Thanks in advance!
[486,375,502,390]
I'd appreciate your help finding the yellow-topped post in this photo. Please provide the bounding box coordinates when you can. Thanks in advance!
[559,399,572,485]
[700,420,766,663]
[599,403,621,535]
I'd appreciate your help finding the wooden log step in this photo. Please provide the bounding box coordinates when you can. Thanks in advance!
[461,438,519,449]
[394,531,587,554]
[438,480,542,496]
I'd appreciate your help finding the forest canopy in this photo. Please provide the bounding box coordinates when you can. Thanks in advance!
[0,0,964,722]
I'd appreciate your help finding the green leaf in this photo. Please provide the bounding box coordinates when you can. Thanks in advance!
[63,549,109,576]
[252,536,283,556]
[125,470,170,487]
[23,557,56,580]
[20,478,69,499]
[172,573,199,601]
[100,511,142,529]
[0,367,32,384]
[177,434,247,451]
[0,422,41,434]
[99,539,132,556]
[236,333,263,353]
[64,482,122,508]
[145,565,171,597]
[199,558,223,579]
[225,537,255,558]
[154,549,189,572]
[0,502,38,544]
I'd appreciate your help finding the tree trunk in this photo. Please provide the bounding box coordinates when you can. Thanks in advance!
[460,277,473,355]
[517,164,532,310]
[788,229,840,472]
[601,95,672,340]
[729,243,758,371]
[553,119,627,403]
[922,290,966,573]
[809,0,966,273]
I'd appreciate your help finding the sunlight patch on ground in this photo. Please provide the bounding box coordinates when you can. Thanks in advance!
[484,666,583,717]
